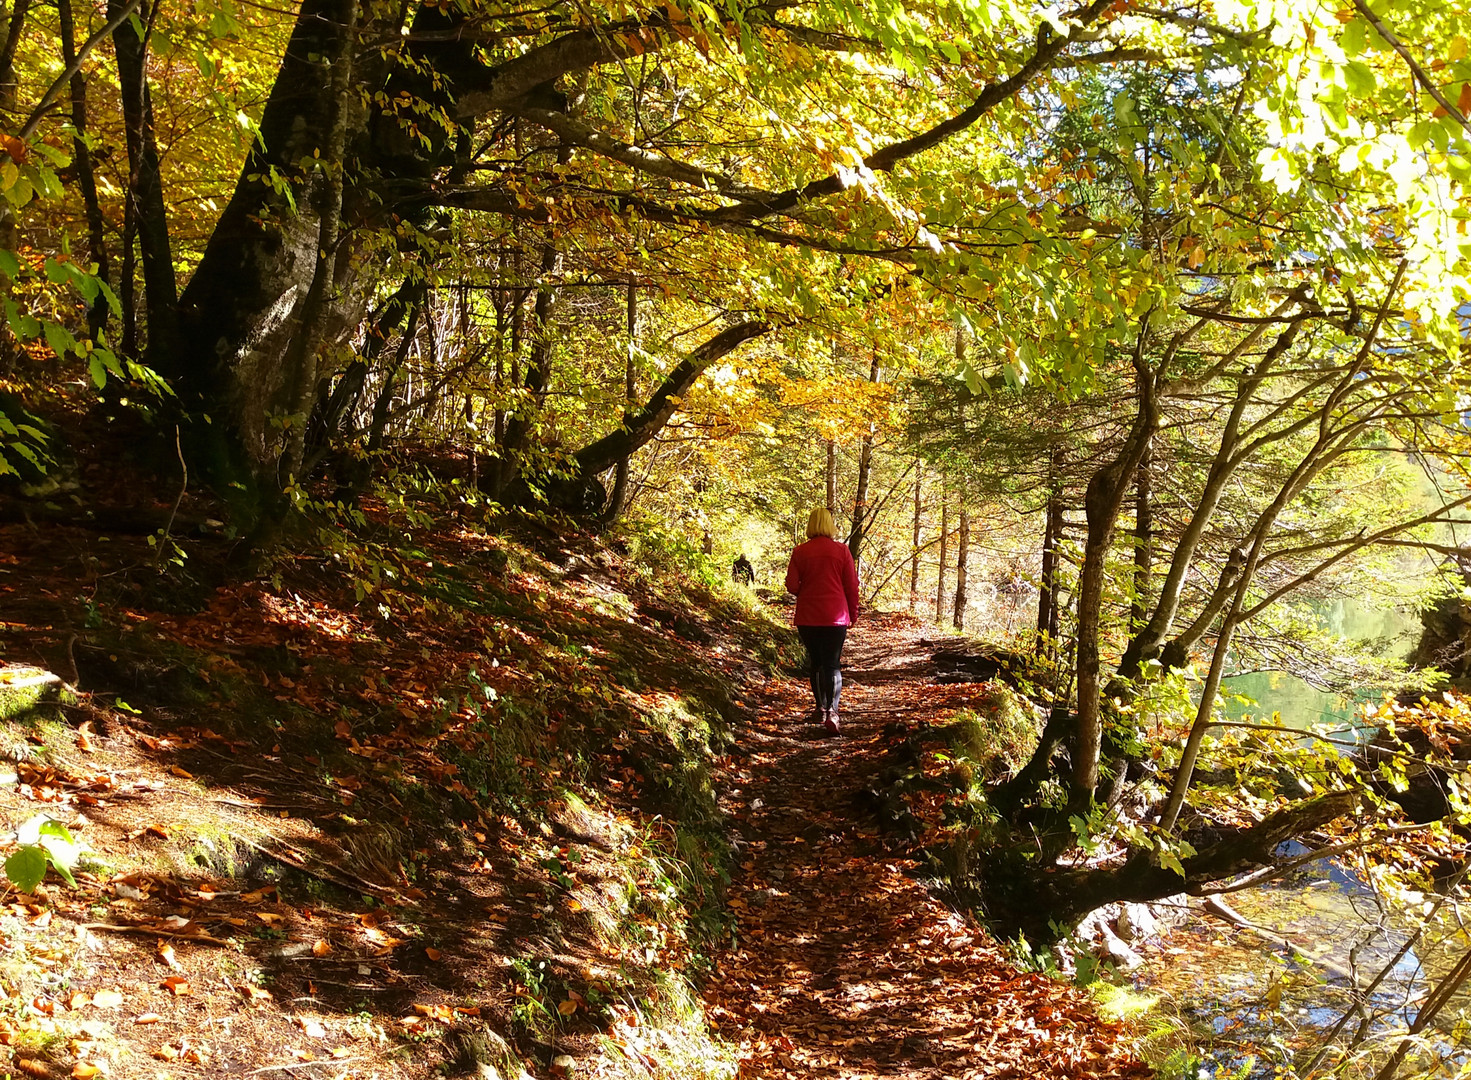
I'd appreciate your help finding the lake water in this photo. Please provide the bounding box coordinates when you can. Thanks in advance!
[1137,601,1471,1079]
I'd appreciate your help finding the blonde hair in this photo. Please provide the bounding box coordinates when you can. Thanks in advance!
[806,507,837,539]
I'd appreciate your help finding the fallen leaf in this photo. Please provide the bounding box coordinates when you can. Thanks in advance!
[157,941,181,970]
[154,1042,179,1061]
[67,992,90,1010]
[241,986,272,1003]
[134,1013,162,1025]
[297,1017,327,1038]
[424,947,442,961]
[161,976,190,996]
[557,999,577,1016]
[254,912,285,925]
[312,938,332,957]
[91,990,123,1010]
[168,765,193,779]
[71,1063,101,1079]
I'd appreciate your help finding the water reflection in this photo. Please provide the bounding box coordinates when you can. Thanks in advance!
[1137,602,1468,1078]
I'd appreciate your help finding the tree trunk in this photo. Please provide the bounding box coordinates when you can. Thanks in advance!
[278,0,358,483]
[987,791,1359,941]
[1071,343,1160,798]
[952,506,969,630]
[110,0,179,365]
[909,462,922,613]
[848,352,880,568]
[826,438,837,513]
[0,0,28,110]
[1036,459,1063,648]
[1130,441,1152,631]
[600,277,638,523]
[572,320,769,476]
[935,485,949,624]
[58,0,110,339]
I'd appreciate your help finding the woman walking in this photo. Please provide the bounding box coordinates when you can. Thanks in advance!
[785,507,861,735]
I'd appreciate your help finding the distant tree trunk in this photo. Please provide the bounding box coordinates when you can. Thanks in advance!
[58,0,110,338]
[935,485,949,624]
[110,0,179,366]
[600,277,637,523]
[848,352,880,570]
[909,462,922,613]
[497,230,563,477]
[825,439,837,511]
[0,0,29,110]
[952,506,970,630]
[0,0,30,371]
[1130,441,1153,631]
[1036,450,1064,647]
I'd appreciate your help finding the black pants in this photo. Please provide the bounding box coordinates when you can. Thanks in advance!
[797,625,847,712]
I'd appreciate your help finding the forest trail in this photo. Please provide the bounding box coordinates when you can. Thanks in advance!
[706,611,1147,1080]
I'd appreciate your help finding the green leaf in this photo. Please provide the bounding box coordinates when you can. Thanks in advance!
[0,248,18,278]
[4,846,47,892]
[1343,60,1377,96]
[1340,18,1367,57]
[88,353,108,388]
[44,321,77,359]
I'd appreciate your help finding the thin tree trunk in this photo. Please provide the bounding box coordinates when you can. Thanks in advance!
[0,0,29,110]
[953,506,970,630]
[0,0,29,371]
[110,0,178,366]
[1036,458,1063,646]
[825,439,837,511]
[935,485,949,624]
[848,352,880,569]
[909,461,922,613]
[58,0,110,339]
[600,277,637,522]
[1130,441,1153,631]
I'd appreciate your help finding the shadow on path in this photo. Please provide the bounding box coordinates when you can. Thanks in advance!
[706,611,1148,1079]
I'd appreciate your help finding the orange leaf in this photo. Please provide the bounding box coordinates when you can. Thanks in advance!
[169,765,193,779]
[1459,82,1471,117]
[72,1063,101,1079]
[557,999,577,1016]
[162,976,190,996]
[312,939,332,957]
[424,947,442,962]
[157,941,181,971]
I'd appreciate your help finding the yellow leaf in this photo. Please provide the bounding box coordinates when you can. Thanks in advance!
[557,999,577,1016]
[72,1064,101,1079]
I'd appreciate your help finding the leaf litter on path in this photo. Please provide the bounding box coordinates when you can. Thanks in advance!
[707,611,1149,1080]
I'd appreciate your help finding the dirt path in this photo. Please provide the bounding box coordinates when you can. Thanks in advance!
[706,611,1147,1079]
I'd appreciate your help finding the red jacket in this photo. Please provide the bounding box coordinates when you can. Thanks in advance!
[785,537,861,627]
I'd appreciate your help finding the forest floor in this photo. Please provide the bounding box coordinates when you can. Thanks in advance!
[706,612,1149,1080]
[0,419,1150,1080]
